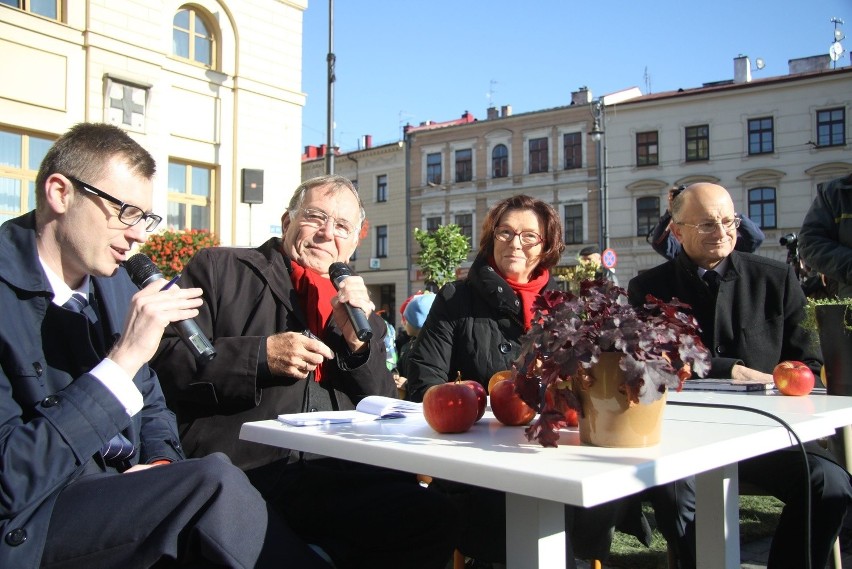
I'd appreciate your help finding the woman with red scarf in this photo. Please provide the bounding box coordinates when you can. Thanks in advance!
[406,195,632,569]
[406,194,564,402]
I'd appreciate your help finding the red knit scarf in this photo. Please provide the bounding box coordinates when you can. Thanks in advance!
[289,260,338,381]
[490,258,551,331]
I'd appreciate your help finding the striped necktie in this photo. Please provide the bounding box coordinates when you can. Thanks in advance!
[62,292,137,466]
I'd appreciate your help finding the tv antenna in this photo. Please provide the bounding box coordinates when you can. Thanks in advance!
[487,79,498,107]
[829,17,846,68]
[644,66,652,94]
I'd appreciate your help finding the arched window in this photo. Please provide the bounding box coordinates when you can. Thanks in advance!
[173,6,216,68]
[492,144,508,178]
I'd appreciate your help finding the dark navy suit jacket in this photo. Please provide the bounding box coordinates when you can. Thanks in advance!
[0,212,183,568]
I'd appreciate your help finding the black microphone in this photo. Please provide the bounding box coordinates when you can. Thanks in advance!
[328,262,373,342]
[124,253,217,363]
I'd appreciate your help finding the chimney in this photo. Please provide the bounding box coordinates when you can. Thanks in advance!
[364,134,372,149]
[501,105,512,117]
[303,145,317,159]
[788,55,831,74]
[734,55,751,84]
[319,144,327,157]
[571,86,592,106]
[487,107,499,120]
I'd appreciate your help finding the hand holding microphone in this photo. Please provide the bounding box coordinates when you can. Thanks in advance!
[328,262,373,342]
[124,254,217,363]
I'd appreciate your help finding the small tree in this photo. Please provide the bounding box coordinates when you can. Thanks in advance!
[414,225,471,290]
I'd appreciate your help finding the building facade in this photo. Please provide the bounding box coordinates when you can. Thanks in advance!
[0,0,307,247]
[351,56,851,291]
[304,54,851,300]
[404,98,607,290]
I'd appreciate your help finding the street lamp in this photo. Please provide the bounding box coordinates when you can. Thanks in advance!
[589,101,608,251]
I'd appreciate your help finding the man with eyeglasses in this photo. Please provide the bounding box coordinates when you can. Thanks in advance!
[627,182,850,569]
[646,184,765,261]
[152,174,458,569]
[0,123,332,568]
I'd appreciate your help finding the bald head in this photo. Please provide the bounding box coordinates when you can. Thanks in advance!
[670,183,738,269]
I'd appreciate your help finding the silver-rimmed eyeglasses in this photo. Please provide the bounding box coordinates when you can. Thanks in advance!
[298,207,356,239]
[67,176,162,232]
[494,226,543,246]
[675,216,742,234]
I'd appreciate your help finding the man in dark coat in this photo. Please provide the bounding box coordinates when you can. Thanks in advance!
[799,172,852,299]
[628,182,852,569]
[153,175,457,569]
[0,123,328,569]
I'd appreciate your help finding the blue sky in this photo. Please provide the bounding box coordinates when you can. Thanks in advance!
[301,1,849,152]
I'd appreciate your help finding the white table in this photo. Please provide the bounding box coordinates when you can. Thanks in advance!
[240,391,852,569]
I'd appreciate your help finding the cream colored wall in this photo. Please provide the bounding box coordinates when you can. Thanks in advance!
[0,0,306,247]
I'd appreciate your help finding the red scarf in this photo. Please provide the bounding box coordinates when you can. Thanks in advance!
[289,260,338,382]
[491,259,551,331]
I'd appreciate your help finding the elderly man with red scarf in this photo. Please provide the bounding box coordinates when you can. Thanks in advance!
[153,175,457,569]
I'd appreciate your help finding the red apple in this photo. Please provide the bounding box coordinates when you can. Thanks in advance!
[773,360,815,396]
[490,379,536,426]
[461,380,487,422]
[423,382,479,433]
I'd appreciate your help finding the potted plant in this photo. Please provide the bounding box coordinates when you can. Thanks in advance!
[803,296,852,395]
[513,279,711,448]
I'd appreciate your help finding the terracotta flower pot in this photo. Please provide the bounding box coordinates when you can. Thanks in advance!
[577,352,666,447]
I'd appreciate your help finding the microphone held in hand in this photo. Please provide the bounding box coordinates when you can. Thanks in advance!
[124,253,217,363]
[328,262,374,342]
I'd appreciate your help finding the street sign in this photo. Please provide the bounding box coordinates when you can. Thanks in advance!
[602,248,617,269]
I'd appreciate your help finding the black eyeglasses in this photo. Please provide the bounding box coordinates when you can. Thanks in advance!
[494,226,543,246]
[67,176,162,232]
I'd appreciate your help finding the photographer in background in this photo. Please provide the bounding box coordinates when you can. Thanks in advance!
[780,232,836,299]
[799,173,852,299]
[647,185,765,261]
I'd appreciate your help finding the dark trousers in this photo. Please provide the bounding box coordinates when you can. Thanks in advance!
[42,453,328,569]
[650,448,852,569]
[248,458,458,569]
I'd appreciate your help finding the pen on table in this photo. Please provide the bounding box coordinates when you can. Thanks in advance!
[162,274,181,290]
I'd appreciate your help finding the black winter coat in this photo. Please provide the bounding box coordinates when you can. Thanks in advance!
[152,238,395,471]
[406,254,557,402]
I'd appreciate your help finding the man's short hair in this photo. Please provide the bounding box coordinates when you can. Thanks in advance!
[35,123,155,211]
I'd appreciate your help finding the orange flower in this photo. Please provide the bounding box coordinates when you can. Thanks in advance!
[139,229,220,279]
